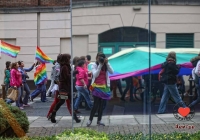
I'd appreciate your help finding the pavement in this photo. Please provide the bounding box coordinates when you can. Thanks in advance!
[11,94,200,137]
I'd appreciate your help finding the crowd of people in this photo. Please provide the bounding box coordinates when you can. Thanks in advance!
[2,51,200,126]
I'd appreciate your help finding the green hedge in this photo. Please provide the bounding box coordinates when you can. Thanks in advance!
[1,128,200,140]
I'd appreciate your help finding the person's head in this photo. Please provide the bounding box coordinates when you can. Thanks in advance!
[73,56,80,66]
[5,61,11,70]
[86,55,91,62]
[77,60,85,68]
[60,53,71,66]
[57,54,62,64]
[11,62,19,70]
[80,56,86,61]
[18,61,24,67]
[96,52,106,63]
[166,51,176,62]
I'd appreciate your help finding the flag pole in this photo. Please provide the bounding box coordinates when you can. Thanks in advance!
[70,0,74,131]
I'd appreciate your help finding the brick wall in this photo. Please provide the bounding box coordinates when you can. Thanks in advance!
[0,0,70,8]
[40,0,70,6]
[0,0,38,7]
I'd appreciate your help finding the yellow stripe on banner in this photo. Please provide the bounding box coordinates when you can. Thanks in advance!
[0,99,29,140]
[108,47,200,60]
[91,83,107,88]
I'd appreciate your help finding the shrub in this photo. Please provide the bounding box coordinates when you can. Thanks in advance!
[0,104,29,138]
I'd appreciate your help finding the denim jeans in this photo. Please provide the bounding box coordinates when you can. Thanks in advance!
[74,86,93,110]
[20,83,31,105]
[158,84,186,113]
[189,83,200,107]
[30,84,46,102]
[16,87,23,107]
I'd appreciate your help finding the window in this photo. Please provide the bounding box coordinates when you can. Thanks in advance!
[166,33,194,48]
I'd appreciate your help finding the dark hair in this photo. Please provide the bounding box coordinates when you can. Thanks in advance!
[73,56,80,65]
[86,55,91,61]
[79,56,86,61]
[57,54,62,63]
[11,62,17,69]
[77,60,85,67]
[5,61,11,70]
[95,52,107,71]
[60,53,71,66]
[18,61,23,66]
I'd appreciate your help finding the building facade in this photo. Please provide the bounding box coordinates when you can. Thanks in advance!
[0,0,199,85]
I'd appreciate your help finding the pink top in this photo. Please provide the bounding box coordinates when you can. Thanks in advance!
[94,70,106,85]
[76,66,88,86]
[10,69,22,87]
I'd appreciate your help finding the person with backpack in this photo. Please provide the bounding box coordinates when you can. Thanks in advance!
[158,51,186,114]
[188,55,200,108]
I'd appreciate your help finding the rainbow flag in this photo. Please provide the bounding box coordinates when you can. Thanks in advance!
[0,40,20,58]
[35,46,54,63]
[34,63,47,85]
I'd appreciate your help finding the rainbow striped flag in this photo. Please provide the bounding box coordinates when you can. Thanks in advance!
[34,63,47,85]
[35,46,54,63]
[0,40,20,58]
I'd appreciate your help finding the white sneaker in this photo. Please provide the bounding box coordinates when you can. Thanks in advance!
[19,107,24,110]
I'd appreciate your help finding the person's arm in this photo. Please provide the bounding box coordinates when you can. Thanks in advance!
[54,65,60,82]
[77,70,87,88]
[3,69,6,84]
[24,63,35,72]
[91,63,103,78]
[11,70,17,88]
[106,62,114,74]
[195,60,200,76]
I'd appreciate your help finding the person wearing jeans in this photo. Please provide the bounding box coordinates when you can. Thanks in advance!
[30,61,48,102]
[188,55,200,108]
[158,51,186,114]
[18,61,35,106]
[74,60,93,112]
[87,52,114,127]
[9,62,23,109]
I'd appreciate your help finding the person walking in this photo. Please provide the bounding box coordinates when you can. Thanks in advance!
[87,52,114,126]
[46,55,61,97]
[50,54,80,123]
[188,55,200,108]
[74,59,93,113]
[18,61,35,107]
[158,51,186,114]
[30,61,48,102]
[8,62,23,109]
[4,61,11,94]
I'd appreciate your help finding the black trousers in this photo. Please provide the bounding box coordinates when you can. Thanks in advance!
[54,99,65,112]
[89,96,105,122]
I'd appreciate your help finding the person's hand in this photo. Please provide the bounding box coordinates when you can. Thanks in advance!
[104,58,108,64]
[14,86,17,89]
[84,84,87,89]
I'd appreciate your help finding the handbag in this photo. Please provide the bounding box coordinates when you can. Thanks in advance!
[7,88,18,101]
[57,91,69,100]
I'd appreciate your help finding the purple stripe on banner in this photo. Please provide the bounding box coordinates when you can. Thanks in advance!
[109,62,193,80]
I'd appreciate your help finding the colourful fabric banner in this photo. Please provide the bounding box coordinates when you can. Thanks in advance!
[108,47,199,80]
[0,40,20,58]
[35,46,54,63]
[34,63,47,85]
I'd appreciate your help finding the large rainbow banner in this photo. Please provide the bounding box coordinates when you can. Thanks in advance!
[108,47,199,80]
[34,63,47,85]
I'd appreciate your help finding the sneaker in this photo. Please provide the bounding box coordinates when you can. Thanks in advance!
[87,120,92,127]
[23,104,30,107]
[97,121,105,126]
[19,107,24,110]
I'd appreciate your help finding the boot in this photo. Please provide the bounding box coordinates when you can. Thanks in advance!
[73,113,81,123]
[97,121,105,126]
[51,111,56,123]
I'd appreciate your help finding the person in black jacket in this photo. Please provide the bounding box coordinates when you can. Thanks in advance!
[158,51,186,114]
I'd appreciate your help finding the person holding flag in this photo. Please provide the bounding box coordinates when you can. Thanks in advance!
[30,46,54,102]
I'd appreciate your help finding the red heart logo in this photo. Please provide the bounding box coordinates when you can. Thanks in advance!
[178,107,190,117]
